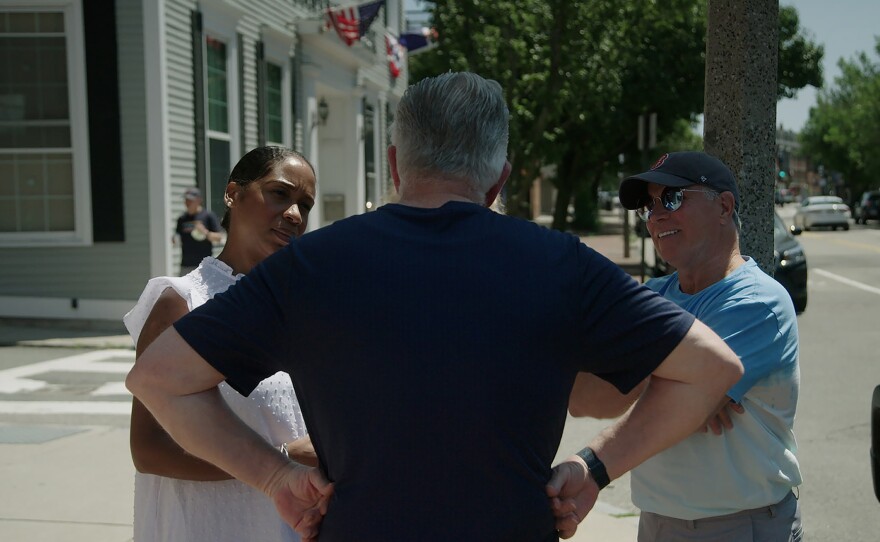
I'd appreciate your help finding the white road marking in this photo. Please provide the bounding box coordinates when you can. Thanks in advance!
[0,350,134,415]
[0,349,134,394]
[0,400,131,415]
[813,268,880,296]
[91,382,131,396]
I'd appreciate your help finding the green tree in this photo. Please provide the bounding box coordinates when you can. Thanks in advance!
[411,0,624,219]
[778,5,824,99]
[800,39,880,198]
[410,1,822,230]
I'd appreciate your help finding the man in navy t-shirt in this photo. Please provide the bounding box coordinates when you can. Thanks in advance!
[175,187,223,275]
[127,73,743,541]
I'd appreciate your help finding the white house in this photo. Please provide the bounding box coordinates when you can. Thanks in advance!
[0,0,407,322]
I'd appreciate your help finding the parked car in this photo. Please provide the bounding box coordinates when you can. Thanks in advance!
[854,190,880,224]
[652,212,808,313]
[773,212,808,313]
[792,195,851,231]
[775,187,795,206]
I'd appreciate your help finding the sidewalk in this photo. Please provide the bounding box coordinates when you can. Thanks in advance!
[574,208,656,283]
[0,426,636,542]
[0,209,643,542]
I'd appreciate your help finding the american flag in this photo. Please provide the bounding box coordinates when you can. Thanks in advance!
[399,27,439,53]
[326,0,385,47]
[386,33,403,78]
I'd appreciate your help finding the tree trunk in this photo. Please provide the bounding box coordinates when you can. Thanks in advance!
[552,174,574,231]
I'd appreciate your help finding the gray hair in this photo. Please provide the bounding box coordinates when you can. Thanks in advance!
[391,72,510,199]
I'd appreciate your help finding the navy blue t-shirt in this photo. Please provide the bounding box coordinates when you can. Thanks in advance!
[176,209,222,266]
[175,201,694,541]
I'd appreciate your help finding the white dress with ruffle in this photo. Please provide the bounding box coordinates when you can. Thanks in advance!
[124,257,306,542]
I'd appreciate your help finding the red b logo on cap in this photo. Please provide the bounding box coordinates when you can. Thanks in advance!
[651,153,669,170]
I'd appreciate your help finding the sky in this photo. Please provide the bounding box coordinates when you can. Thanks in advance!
[776,0,880,132]
[403,1,880,134]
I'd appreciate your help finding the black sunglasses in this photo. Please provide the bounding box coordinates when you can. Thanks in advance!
[636,187,718,221]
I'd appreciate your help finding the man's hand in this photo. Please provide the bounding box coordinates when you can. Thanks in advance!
[546,456,599,539]
[700,398,745,435]
[267,463,334,542]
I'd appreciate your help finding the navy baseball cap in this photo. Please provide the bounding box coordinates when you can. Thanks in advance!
[619,151,740,212]
[184,187,202,200]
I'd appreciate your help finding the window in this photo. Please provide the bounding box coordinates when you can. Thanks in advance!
[0,4,91,245]
[204,35,231,215]
[259,31,293,148]
[363,101,376,211]
[265,62,283,145]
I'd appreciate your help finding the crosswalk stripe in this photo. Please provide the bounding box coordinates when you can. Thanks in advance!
[0,400,131,415]
[0,350,134,394]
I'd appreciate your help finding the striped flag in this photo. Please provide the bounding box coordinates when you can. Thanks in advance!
[399,27,439,54]
[326,0,385,47]
[386,33,403,78]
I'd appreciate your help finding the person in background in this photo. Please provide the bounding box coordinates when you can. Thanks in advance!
[124,146,318,542]
[175,187,224,276]
[125,73,742,541]
[568,151,802,541]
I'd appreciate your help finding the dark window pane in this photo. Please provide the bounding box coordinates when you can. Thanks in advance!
[18,158,45,196]
[19,197,45,231]
[13,124,69,148]
[364,103,375,207]
[47,196,74,230]
[268,118,282,143]
[9,41,38,82]
[206,37,229,133]
[39,39,67,83]
[206,37,228,134]
[266,62,282,142]
[0,199,18,231]
[208,102,228,132]
[0,11,77,235]
[0,126,22,146]
[39,84,70,119]
[208,137,230,214]
[46,155,72,195]
[8,13,37,33]
[38,13,64,33]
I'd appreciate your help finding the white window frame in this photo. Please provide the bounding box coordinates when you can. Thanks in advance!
[200,2,242,214]
[0,0,92,247]
[261,28,293,148]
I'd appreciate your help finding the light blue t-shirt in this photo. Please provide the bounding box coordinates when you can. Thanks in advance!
[631,257,802,520]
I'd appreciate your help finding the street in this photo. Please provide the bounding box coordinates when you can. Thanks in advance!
[1,208,879,540]
[0,346,135,541]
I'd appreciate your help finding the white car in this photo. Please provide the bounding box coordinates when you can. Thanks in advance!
[792,196,851,231]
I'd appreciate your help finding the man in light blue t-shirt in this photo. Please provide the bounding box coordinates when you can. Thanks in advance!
[568,151,802,541]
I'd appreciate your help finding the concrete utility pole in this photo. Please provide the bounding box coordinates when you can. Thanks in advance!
[703,0,779,274]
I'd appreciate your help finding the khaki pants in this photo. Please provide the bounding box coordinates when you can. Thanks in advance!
[638,491,802,541]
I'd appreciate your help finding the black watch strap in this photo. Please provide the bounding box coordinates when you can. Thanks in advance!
[577,447,611,490]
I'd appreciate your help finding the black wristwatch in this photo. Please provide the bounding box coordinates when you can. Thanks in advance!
[577,447,611,490]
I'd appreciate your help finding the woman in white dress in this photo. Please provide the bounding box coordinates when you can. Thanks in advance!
[124,146,318,542]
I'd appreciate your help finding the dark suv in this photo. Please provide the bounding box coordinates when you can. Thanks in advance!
[854,191,880,224]
[651,212,807,313]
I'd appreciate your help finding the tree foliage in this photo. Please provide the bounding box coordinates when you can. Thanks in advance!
[800,39,880,198]
[778,5,824,99]
[410,1,823,230]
